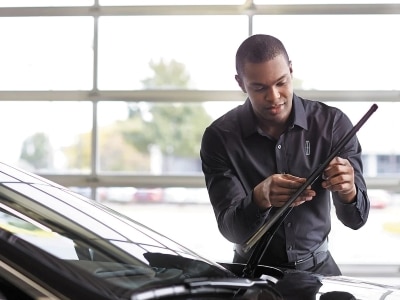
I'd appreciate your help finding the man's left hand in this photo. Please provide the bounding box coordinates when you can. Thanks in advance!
[321,157,356,203]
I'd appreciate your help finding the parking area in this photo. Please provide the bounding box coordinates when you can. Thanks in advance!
[106,201,400,274]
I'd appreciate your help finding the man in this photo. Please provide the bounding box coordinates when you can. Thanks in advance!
[200,34,370,276]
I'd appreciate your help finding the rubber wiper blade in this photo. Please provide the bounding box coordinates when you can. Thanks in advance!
[131,277,271,300]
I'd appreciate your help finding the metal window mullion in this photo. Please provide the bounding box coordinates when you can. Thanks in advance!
[1,90,399,103]
[91,6,100,199]
[2,4,400,17]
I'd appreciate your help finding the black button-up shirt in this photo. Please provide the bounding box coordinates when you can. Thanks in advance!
[200,95,369,265]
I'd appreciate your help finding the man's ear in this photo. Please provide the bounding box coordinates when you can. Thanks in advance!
[235,75,246,93]
[289,60,293,78]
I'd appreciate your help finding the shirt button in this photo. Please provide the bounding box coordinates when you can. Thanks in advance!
[288,245,293,251]
[277,144,282,150]
[287,222,292,228]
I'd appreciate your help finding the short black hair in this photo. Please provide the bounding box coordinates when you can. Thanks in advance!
[235,34,290,76]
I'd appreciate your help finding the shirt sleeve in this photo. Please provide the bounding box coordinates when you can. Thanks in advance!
[200,125,269,244]
[333,187,369,229]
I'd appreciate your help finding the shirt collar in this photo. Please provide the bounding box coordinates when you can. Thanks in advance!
[240,98,258,138]
[292,94,308,130]
[240,94,308,138]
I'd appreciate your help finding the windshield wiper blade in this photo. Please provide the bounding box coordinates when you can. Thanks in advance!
[131,277,271,300]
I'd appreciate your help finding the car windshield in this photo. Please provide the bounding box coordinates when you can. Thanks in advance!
[0,167,233,295]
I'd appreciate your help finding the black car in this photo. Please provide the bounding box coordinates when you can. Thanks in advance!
[0,161,399,300]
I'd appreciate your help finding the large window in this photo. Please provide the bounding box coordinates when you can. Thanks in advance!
[97,16,248,90]
[1,2,399,282]
[0,101,93,173]
[0,17,93,90]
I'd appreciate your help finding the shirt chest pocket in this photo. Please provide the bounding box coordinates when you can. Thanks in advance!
[277,138,329,178]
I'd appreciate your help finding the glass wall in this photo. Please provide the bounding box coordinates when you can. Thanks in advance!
[1,2,399,281]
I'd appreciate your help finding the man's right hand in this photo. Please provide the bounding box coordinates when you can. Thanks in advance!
[253,174,316,210]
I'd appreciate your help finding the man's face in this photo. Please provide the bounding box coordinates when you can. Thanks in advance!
[235,54,294,126]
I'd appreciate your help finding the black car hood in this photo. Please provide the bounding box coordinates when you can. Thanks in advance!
[317,274,400,300]
[220,263,400,300]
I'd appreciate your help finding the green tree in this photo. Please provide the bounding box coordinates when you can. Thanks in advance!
[141,58,190,89]
[20,132,53,170]
[293,77,304,90]
[63,132,91,170]
[62,124,148,172]
[123,102,211,157]
[124,58,212,159]
[62,58,213,172]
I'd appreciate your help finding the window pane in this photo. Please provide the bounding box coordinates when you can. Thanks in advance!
[0,0,93,6]
[255,0,400,3]
[327,101,400,177]
[253,15,400,90]
[97,187,208,204]
[0,17,93,90]
[100,0,244,5]
[0,101,92,173]
[330,190,400,267]
[97,16,248,90]
[97,101,239,173]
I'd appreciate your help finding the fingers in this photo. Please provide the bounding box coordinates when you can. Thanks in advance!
[322,157,355,194]
[256,156,356,210]
[276,174,306,191]
[265,174,316,208]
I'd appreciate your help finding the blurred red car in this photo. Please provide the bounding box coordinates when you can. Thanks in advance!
[133,188,163,203]
[368,189,392,209]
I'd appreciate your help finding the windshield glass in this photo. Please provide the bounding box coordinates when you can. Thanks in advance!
[0,181,233,293]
